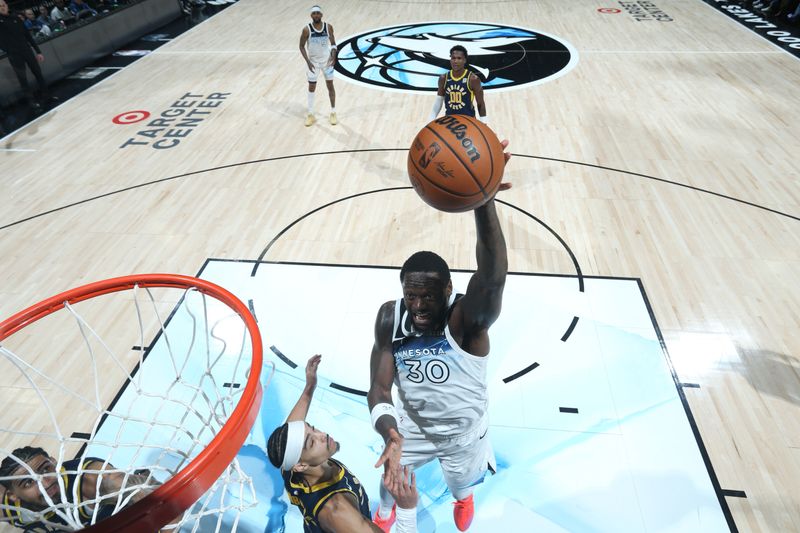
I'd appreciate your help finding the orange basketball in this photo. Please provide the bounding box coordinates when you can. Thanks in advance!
[407,116,505,212]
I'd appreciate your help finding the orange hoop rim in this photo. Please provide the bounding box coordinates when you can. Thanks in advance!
[0,274,263,532]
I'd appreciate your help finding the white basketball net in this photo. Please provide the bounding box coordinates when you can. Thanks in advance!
[0,283,270,532]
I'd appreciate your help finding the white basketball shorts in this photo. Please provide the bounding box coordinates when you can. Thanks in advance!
[398,414,495,497]
[306,60,334,83]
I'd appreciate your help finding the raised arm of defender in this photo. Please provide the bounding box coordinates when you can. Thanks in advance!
[286,354,321,423]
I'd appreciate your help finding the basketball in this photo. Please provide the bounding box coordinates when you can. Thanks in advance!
[407,116,505,212]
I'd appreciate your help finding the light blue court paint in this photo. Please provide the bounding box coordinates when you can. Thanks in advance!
[92,260,732,532]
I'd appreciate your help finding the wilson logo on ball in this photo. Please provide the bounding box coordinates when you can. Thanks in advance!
[434,116,480,163]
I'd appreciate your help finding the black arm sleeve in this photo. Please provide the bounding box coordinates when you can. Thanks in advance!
[24,27,41,54]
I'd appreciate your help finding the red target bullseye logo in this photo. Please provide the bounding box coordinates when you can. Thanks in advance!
[598,7,622,13]
[112,110,150,125]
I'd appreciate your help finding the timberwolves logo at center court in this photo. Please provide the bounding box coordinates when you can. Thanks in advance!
[335,22,577,92]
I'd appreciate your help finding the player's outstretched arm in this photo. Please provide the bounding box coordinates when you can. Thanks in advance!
[458,143,512,341]
[429,75,446,120]
[286,354,322,423]
[317,493,387,532]
[367,301,403,482]
[84,463,182,530]
[83,461,150,506]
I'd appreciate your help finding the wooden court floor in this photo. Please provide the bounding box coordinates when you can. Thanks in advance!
[1,1,799,531]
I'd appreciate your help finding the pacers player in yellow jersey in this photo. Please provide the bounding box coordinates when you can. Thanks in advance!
[429,45,487,123]
[0,448,163,531]
[267,355,418,533]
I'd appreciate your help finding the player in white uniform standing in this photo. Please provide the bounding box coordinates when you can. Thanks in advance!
[299,5,337,127]
[368,147,512,532]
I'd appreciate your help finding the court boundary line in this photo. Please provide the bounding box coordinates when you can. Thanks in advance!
[198,256,740,532]
[637,276,738,532]
[697,0,800,61]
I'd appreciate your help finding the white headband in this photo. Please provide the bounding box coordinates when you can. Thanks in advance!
[310,5,321,14]
[281,420,306,471]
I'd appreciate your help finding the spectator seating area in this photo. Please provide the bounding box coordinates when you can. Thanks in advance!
[7,0,133,41]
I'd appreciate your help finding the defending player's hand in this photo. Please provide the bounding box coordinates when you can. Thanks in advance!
[306,59,315,73]
[305,354,321,391]
[383,466,417,510]
[374,428,404,484]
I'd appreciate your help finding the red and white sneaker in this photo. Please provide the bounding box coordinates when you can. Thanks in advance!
[453,494,474,531]
[372,504,396,532]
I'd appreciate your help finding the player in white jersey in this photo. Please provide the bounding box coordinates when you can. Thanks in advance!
[299,5,337,127]
[368,144,512,532]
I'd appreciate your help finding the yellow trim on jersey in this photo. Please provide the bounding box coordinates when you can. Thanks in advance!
[2,491,56,525]
[287,461,345,493]
[449,69,469,82]
[283,488,309,518]
[447,69,474,104]
[72,458,101,519]
[0,459,107,527]
[75,464,90,519]
[2,493,19,522]
[312,488,359,518]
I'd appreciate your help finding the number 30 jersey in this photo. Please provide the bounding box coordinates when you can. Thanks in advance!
[391,293,488,437]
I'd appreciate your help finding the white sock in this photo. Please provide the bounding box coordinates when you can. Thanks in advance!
[331,107,336,113]
[395,506,417,533]
[307,92,315,114]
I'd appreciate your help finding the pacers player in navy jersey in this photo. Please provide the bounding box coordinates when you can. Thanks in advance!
[299,5,338,127]
[267,355,418,533]
[0,447,157,531]
[368,147,512,531]
[429,45,487,123]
